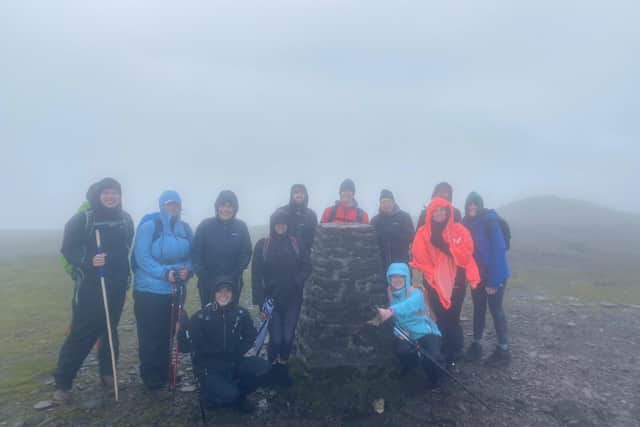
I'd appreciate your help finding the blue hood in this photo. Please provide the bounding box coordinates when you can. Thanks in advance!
[159,190,182,225]
[387,262,412,301]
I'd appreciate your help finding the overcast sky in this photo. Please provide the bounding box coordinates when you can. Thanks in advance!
[1,0,638,229]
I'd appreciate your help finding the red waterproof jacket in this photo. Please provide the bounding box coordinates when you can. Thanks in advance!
[410,197,480,309]
[320,201,369,224]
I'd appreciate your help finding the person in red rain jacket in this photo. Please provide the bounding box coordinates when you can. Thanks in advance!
[410,197,480,367]
[320,179,370,224]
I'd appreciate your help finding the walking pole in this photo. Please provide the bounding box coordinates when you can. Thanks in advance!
[95,229,119,401]
[394,325,490,409]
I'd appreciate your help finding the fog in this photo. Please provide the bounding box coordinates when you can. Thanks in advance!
[1,0,638,229]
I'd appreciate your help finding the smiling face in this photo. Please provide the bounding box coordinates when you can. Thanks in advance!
[389,275,406,290]
[99,188,121,209]
[274,223,288,235]
[217,203,235,221]
[467,202,479,217]
[432,206,448,224]
[340,191,354,205]
[292,189,306,205]
[215,287,232,306]
[380,198,395,214]
[163,201,180,217]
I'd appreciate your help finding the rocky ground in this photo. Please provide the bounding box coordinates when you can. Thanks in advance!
[2,286,639,427]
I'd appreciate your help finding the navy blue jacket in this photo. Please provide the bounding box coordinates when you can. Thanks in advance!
[371,205,415,269]
[463,209,510,288]
[192,217,252,289]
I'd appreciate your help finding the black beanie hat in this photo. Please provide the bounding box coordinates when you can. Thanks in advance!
[379,189,395,201]
[213,276,235,294]
[339,178,356,194]
[465,192,485,210]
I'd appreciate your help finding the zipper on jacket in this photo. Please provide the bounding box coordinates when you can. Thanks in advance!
[223,309,227,352]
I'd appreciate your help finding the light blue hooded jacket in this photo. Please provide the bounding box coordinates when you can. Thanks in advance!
[133,191,193,295]
[387,262,441,340]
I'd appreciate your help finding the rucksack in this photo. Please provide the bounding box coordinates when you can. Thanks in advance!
[62,202,134,278]
[130,213,193,272]
[327,205,365,223]
[262,236,301,260]
[495,215,511,251]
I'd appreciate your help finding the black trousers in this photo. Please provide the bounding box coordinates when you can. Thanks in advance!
[393,334,443,383]
[267,298,302,363]
[426,272,467,362]
[198,356,270,407]
[471,282,509,346]
[54,278,127,390]
[134,290,179,389]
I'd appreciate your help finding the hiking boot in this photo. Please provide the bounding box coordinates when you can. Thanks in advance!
[465,342,483,362]
[53,388,72,404]
[484,347,511,368]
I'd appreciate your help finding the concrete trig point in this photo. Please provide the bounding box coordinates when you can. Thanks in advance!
[296,223,393,369]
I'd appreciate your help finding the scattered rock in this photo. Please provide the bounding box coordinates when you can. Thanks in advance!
[33,400,53,410]
[600,302,619,308]
[180,385,196,393]
[79,398,102,410]
[567,321,577,327]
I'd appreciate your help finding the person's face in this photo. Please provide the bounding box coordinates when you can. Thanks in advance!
[100,189,121,209]
[467,202,479,217]
[163,201,180,217]
[340,191,354,204]
[218,203,235,220]
[380,198,395,214]
[390,275,406,290]
[292,189,306,204]
[432,207,448,223]
[215,287,232,306]
[274,223,288,235]
[434,190,452,202]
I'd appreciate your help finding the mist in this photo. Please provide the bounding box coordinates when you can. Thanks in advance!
[1,0,639,229]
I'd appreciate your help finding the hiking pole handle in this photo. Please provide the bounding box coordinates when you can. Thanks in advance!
[95,229,119,401]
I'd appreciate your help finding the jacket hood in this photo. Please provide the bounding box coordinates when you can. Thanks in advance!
[289,184,309,208]
[386,262,412,300]
[215,190,239,218]
[86,177,122,213]
[465,192,485,212]
[158,190,182,224]
[270,208,290,238]
[426,197,455,229]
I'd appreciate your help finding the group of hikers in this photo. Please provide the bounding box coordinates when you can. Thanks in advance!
[52,177,511,414]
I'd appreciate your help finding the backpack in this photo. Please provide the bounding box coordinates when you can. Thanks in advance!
[262,236,301,260]
[130,213,163,272]
[130,213,193,271]
[62,202,134,278]
[327,205,365,223]
[492,215,511,251]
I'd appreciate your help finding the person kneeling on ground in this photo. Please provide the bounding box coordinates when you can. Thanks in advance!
[186,277,270,413]
[371,262,445,388]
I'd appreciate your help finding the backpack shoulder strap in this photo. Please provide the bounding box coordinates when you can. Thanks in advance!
[356,208,364,223]
[152,216,163,241]
[262,237,271,260]
[289,236,301,258]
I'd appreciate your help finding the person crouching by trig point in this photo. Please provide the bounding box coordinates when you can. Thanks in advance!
[185,277,270,413]
[320,178,369,224]
[369,263,445,389]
